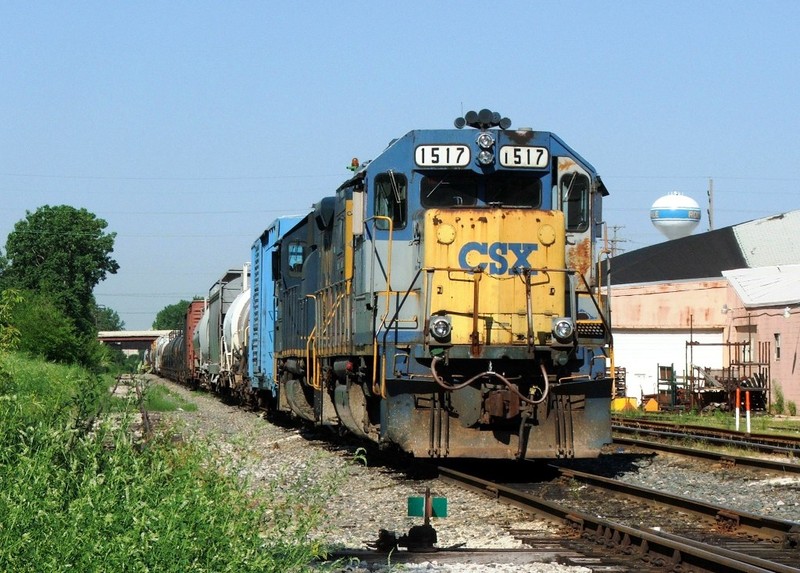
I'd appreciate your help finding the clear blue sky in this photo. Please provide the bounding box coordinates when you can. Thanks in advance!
[2,2,799,330]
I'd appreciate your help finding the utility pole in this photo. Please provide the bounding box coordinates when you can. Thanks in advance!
[608,225,628,257]
[707,178,714,231]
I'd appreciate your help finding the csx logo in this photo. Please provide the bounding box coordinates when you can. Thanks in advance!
[457,242,538,275]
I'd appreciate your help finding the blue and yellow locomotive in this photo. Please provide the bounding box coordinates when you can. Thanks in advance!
[251,109,613,459]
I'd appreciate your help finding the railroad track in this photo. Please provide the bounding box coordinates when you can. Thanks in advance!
[614,435,800,475]
[438,466,800,573]
[148,377,799,570]
[613,416,800,455]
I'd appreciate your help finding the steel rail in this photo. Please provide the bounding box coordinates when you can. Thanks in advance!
[613,424,800,455]
[614,435,800,474]
[438,466,800,573]
[612,417,800,453]
[551,464,800,545]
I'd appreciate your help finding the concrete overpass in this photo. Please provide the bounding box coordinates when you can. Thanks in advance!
[98,330,172,356]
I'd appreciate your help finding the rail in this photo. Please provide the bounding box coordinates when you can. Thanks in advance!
[438,466,800,573]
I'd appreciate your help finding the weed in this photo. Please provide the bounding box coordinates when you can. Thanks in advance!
[352,446,369,466]
[0,352,336,572]
[773,382,785,415]
[143,381,198,412]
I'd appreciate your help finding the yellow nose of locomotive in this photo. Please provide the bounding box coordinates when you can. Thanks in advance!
[423,209,567,349]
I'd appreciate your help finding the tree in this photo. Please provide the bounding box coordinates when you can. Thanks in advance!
[0,289,23,351]
[11,290,86,364]
[2,205,119,339]
[152,300,192,330]
[93,304,125,331]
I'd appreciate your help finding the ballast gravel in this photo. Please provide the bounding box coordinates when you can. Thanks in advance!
[152,376,800,572]
[611,449,800,522]
[153,377,589,572]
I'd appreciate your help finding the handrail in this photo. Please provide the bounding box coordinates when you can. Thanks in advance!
[305,325,319,390]
[304,293,320,390]
[377,268,425,398]
[365,215,393,397]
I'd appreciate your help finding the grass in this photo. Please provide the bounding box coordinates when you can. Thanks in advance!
[614,407,800,435]
[143,381,198,412]
[0,351,341,572]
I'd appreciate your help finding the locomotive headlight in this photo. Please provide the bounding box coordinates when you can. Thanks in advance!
[429,315,452,341]
[477,150,494,165]
[476,131,495,149]
[552,318,575,342]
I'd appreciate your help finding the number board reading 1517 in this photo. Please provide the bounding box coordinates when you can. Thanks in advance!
[499,146,549,168]
[415,145,470,168]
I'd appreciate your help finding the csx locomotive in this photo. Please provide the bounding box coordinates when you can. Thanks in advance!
[154,109,614,460]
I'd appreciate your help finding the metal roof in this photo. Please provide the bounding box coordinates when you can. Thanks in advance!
[608,226,746,284]
[733,211,800,267]
[722,265,800,308]
[609,209,800,285]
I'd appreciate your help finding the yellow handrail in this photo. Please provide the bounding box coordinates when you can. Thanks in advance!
[305,325,319,390]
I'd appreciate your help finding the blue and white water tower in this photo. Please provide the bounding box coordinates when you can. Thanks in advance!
[650,192,702,240]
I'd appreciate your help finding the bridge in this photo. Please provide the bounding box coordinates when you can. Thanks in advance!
[98,330,172,355]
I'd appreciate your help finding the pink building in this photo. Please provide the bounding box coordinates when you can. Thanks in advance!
[608,211,800,411]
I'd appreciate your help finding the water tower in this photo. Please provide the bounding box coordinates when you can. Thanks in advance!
[650,192,702,240]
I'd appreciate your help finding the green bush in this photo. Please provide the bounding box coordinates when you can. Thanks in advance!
[772,382,785,415]
[11,291,84,364]
[0,353,337,572]
[788,401,797,417]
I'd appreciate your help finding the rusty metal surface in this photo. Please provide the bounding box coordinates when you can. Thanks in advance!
[567,236,592,277]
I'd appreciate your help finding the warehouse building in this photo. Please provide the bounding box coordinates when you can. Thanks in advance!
[608,210,800,411]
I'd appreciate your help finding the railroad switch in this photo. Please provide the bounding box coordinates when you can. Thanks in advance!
[372,524,438,553]
[369,488,447,553]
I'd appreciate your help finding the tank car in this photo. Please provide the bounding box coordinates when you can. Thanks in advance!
[268,109,614,459]
[160,332,184,380]
[222,285,251,400]
[150,332,171,376]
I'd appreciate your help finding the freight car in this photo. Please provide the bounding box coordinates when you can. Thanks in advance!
[193,268,249,395]
[154,109,614,460]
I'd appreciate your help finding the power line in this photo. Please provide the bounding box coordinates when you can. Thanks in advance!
[0,172,344,182]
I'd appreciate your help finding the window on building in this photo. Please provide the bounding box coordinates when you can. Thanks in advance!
[374,171,407,230]
[774,333,781,361]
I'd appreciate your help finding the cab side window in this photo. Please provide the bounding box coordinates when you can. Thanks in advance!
[561,172,589,232]
[287,241,305,275]
[374,171,407,230]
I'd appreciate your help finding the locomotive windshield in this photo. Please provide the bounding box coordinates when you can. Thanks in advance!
[421,171,542,208]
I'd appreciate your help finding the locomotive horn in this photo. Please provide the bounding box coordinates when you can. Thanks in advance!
[454,109,512,130]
